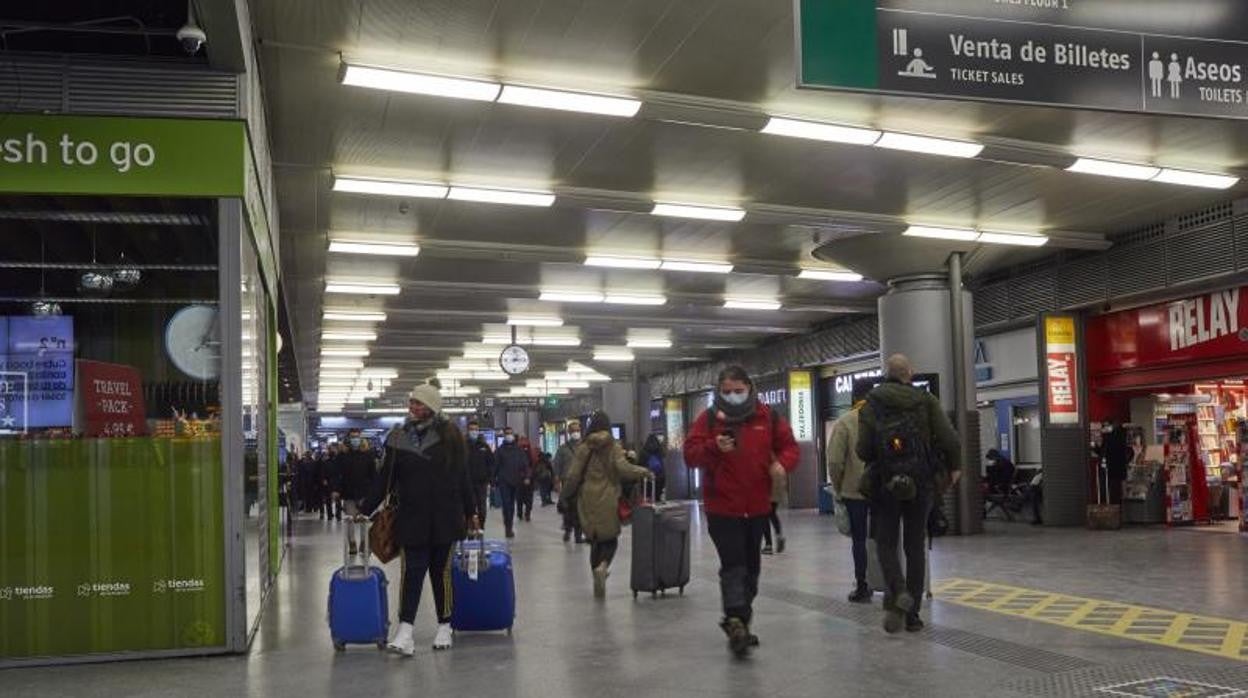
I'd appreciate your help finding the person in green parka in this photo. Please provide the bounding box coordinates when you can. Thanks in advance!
[559,410,652,598]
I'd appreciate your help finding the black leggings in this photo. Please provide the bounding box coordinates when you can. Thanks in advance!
[399,544,453,624]
[762,502,783,546]
[590,538,618,570]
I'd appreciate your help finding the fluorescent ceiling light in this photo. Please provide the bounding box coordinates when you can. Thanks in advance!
[359,368,398,378]
[761,117,881,145]
[544,387,572,395]
[442,386,481,396]
[798,269,864,282]
[332,176,449,199]
[605,293,667,306]
[660,259,733,274]
[329,239,421,257]
[322,330,377,341]
[321,347,370,357]
[436,370,474,381]
[545,371,609,382]
[594,351,635,362]
[724,298,782,311]
[449,359,493,371]
[365,408,410,415]
[471,372,511,381]
[497,85,641,117]
[976,231,1049,247]
[447,186,555,207]
[626,337,673,348]
[651,202,746,222]
[1066,158,1160,181]
[507,315,564,327]
[584,255,661,270]
[1152,168,1239,189]
[532,335,582,347]
[539,290,605,303]
[462,344,503,359]
[340,64,501,101]
[876,132,984,158]
[903,225,980,242]
[318,371,364,379]
[320,359,364,369]
[526,379,591,389]
[325,281,402,295]
[566,362,598,374]
[323,310,387,323]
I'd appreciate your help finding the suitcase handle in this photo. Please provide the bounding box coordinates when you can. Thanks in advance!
[641,476,656,506]
[343,516,370,573]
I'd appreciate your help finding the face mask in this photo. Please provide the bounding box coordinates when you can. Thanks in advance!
[349,438,361,448]
[721,391,750,406]
[504,435,515,443]
[568,432,581,441]
[468,430,480,440]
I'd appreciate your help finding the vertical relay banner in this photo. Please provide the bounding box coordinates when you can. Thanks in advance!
[1043,316,1080,425]
[788,370,815,442]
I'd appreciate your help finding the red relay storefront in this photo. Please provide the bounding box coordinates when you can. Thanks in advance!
[1086,284,1248,531]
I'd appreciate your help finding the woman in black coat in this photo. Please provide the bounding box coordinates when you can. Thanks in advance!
[362,382,478,656]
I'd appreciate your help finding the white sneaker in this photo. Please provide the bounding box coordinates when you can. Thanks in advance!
[387,622,416,656]
[433,623,454,650]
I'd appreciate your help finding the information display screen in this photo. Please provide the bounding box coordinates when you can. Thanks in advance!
[0,315,75,432]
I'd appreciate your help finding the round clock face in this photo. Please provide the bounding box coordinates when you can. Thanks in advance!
[166,304,221,381]
[499,344,531,376]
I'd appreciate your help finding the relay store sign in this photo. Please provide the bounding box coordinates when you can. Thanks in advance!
[1088,286,1248,374]
[1043,316,1080,426]
[798,0,1248,119]
[0,113,246,196]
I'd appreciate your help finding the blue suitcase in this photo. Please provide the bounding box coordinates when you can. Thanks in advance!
[451,536,515,633]
[328,520,389,650]
[818,484,836,515]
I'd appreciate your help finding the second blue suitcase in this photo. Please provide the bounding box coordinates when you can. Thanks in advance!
[328,520,389,650]
[450,537,515,632]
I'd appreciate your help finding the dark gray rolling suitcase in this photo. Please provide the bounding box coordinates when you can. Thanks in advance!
[631,480,691,598]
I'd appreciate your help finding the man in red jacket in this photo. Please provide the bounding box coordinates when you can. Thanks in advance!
[683,366,800,658]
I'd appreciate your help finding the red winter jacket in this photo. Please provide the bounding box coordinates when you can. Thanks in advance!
[682,402,800,517]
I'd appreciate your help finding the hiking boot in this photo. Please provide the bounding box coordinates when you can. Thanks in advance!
[719,617,752,658]
[905,614,924,633]
[848,584,872,604]
[505,528,515,539]
[884,592,915,634]
[592,563,609,598]
[761,544,774,556]
[776,536,786,554]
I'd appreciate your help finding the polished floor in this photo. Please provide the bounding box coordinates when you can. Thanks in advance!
[6,504,1248,697]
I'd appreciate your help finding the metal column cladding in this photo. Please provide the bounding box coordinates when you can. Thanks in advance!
[1037,312,1090,527]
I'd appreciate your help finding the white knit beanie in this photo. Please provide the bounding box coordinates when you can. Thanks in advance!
[408,380,443,414]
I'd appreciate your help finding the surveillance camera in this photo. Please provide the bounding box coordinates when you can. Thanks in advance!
[177,23,207,55]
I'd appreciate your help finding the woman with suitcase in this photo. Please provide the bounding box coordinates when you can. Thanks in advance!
[361,381,479,656]
[559,411,653,598]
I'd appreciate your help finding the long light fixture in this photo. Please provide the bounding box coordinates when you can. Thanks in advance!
[761,117,881,145]
[323,310,387,322]
[594,348,635,362]
[605,293,667,306]
[328,239,421,257]
[539,290,605,303]
[447,186,555,207]
[546,370,610,382]
[626,337,673,348]
[497,85,641,117]
[1152,168,1239,189]
[506,314,564,327]
[340,64,501,101]
[651,202,746,222]
[321,347,370,357]
[1066,158,1159,181]
[462,344,503,359]
[320,359,365,369]
[442,386,482,396]
[976,231,1049,247]
[798,269,864,282]
[660,259,734,274]
[326,281,402,295]
[584,255,662,270]
[322,330,378,341]
[359,368,399,378]
[724,298,782,310]
[876,132,984,158]
[902,225,980,242]
[471,371,511,381]
[532,334,581,347]
[332,176,448,199]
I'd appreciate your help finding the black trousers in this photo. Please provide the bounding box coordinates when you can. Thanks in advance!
[473,483,489,527]
[872,490,931,614]
[706,514,768,625]
[399,544,453,624]
[844,499,870,585]
[590,537,618,570]
[539,479,554,504]
[518,484,534,519]
[562,503,582,539]
[761,502,783,547]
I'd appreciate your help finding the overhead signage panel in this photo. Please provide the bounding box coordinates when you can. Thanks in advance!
[798,0,1248,118]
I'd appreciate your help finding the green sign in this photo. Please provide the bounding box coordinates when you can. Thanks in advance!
[0,113,245,197]
[1,438,225,658]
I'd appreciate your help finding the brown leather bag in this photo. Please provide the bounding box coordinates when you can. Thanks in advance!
[369,450,400,563]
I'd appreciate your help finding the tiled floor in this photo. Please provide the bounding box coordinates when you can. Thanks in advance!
[5,504,1248,697]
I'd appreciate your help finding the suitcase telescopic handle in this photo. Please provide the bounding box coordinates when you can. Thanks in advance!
[343,516,370,571]
[642,476,655,505]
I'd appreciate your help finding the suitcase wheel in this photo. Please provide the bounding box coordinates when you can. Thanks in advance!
[377,640,387,650]
[505,627,513,636]
[333,640,346,652]
[679,586,685,596]
[633,591,638,599]
[651,591,657,598]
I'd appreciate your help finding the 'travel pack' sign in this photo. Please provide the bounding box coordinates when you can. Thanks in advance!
[77,360,147,437]
[798,0,1248,119]
[1088,286,1248,374]
[1043,316,1080,426]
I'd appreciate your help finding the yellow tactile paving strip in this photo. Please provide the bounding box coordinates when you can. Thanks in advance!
[934,578,1248,663]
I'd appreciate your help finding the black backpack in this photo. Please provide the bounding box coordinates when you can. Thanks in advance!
[866,393,933,498]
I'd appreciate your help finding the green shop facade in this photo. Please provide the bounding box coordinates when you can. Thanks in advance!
[0,112,283,664]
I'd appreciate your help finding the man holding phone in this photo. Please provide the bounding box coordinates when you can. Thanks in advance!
[683,366,800,658]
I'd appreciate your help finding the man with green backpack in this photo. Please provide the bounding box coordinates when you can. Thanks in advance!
[856,354,962,634]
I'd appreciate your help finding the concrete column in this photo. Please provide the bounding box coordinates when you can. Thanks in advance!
[877,274,982,535]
